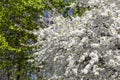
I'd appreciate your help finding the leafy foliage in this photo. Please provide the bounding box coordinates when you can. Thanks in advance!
[0,0,39,79]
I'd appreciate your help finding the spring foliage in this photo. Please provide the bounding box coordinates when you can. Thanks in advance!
[0,0,40,79]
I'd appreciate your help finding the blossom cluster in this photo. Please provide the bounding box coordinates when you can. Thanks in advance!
[33,0,120,79]
[77,0,104,7]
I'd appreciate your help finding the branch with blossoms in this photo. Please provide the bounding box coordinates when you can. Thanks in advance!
[33,0,120,79]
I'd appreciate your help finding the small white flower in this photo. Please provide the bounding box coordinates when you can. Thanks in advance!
[72,68,78,74]
[81,69,88,74]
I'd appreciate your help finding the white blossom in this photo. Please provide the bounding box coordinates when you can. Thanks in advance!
[33,0,120,79]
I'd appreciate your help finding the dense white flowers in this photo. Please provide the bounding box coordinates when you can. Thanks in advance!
[33,0,120,79]
[77,0,104,7]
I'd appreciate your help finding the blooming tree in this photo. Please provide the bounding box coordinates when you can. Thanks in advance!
[34,0,120,79]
